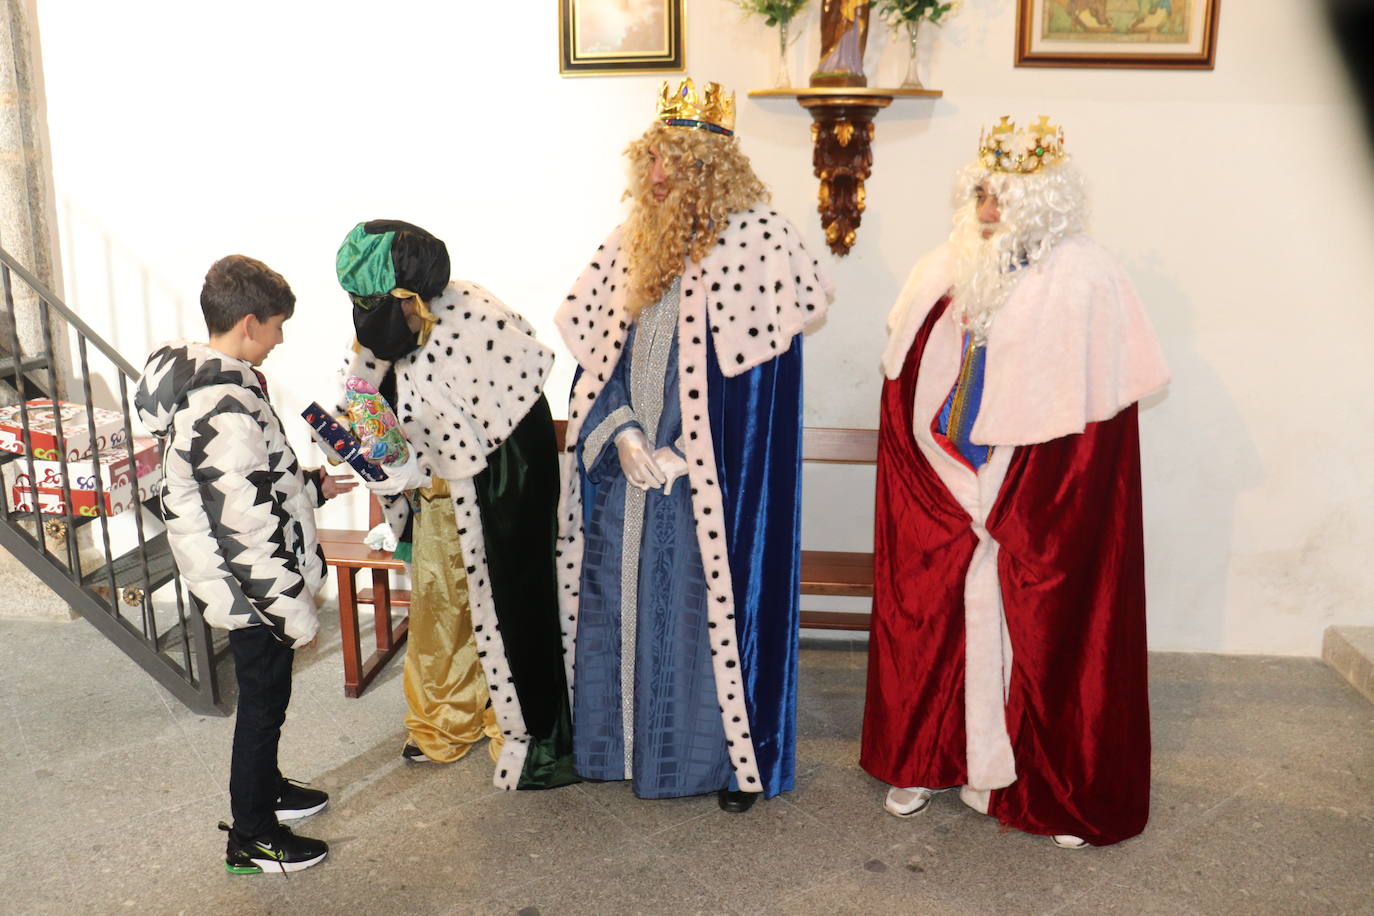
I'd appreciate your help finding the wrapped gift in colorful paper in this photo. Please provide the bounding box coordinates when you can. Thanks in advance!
[301,402,388,482]
[343,376,410,467]
[0,399,128,462]
[11,437,162,516]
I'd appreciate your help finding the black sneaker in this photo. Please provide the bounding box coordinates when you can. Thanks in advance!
[220,822,328,875]
[401,742,433,763]
[274,778,328,821]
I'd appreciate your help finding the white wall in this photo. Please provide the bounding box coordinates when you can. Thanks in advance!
[32,0,1374,655]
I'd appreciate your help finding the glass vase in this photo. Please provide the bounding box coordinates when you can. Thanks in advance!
[900,19,925,90]
[775,21,792,89]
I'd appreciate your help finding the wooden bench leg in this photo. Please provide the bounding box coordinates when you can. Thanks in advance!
[339,567,410,699]
[372,567,394,652]
[337,566,363,698]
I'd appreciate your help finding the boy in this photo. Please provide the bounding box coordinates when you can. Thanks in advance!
[135,254,356,874]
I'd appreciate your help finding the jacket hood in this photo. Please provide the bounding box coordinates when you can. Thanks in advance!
[134,341,264,437]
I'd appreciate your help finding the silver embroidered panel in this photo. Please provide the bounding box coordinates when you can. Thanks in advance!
[617,278,680,777]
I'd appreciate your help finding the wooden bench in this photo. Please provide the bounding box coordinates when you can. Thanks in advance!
[319,422,877,697]
[794,427,878,632]
[317,519,409,698]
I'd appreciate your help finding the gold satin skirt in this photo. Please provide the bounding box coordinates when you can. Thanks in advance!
[403,479,501,763]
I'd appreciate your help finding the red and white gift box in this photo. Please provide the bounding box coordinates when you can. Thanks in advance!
[0,399,128,462]
[11,437,161,517]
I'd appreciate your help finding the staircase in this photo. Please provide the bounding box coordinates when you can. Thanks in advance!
[0,245,229,716]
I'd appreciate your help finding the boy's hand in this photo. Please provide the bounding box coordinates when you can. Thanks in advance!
[320,473,358,500]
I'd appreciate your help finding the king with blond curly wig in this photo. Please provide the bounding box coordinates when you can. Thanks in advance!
[554,88,832,812]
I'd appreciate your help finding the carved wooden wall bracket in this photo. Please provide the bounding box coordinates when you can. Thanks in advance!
[804,95,885,256]
[748,87,942,257]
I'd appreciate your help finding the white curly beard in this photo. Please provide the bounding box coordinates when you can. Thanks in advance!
[948,202,1023,344]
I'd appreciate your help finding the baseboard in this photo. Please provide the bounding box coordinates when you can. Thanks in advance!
[1323,625,1374,706]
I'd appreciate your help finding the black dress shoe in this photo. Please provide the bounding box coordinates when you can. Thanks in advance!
[717,789,758,813]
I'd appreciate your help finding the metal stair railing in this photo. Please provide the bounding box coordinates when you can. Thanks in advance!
[0,244,229,716]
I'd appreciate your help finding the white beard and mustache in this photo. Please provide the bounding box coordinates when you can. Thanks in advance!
[948,202,1025,345]
[946,159,1089,343]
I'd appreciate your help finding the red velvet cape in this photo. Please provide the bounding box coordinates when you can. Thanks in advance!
[860,299,1151,846]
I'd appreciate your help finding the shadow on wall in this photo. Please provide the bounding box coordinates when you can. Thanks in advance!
[1326,0,1374,149]
[1131,257,1262,652]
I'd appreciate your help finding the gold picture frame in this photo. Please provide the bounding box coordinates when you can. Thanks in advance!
[559,0,685,76]
[1015,0,1221,69]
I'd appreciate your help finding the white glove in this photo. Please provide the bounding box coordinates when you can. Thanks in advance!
[650,446,688,496]
[363,522,398,552]
[615,427,665,490]
[365,453,428,497]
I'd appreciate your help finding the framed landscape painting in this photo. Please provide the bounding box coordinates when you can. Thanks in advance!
[1015,0,1221,69]
[559,0,685,76]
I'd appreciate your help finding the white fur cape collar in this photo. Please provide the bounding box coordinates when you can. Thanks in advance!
[882,235,1170,446]
[342,280,555,483]
[556,206,832,382]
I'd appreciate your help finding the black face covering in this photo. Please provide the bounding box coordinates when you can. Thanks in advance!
[353,297,419,362]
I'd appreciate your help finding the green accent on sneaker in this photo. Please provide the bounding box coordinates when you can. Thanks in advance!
[225,861,263,875]
[252,842,287,861]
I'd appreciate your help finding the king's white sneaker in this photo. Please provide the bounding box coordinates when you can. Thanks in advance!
[884,786,936,817]
[1051,834,1088,849]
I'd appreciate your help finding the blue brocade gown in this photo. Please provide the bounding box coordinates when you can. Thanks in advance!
[572,281,733,798]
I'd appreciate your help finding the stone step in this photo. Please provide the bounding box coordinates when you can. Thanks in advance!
[1323,625,1374,706]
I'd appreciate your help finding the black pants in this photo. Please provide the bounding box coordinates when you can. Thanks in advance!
[228,625,294,837]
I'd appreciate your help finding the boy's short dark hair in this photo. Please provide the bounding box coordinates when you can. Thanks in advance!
[200,255,296,335]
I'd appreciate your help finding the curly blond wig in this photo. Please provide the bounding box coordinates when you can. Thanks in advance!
[621,123,770,316]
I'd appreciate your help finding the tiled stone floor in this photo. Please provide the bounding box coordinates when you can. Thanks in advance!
[2,610,1371,915]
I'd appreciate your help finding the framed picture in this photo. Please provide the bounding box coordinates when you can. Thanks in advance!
[1015,0,1221,69]
[559,0,685,76]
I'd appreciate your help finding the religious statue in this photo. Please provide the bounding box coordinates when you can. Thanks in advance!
[811,0,871,87]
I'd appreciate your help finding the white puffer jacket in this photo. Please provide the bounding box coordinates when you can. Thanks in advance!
[135,342,326,647]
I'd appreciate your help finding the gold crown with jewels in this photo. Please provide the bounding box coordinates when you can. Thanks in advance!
[656,78,736,136]
[978,116,1067,174]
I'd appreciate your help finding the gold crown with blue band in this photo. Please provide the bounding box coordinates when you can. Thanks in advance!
[657,78,736,136]
[978,116,1067,175]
